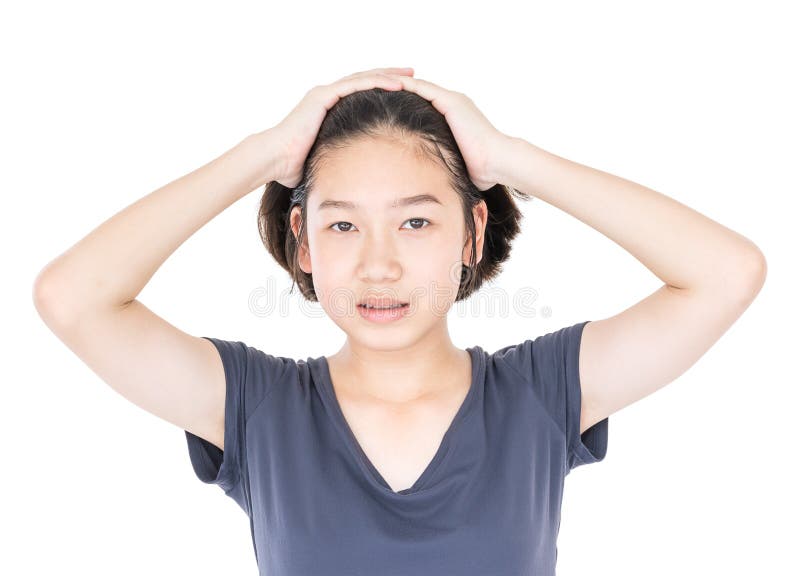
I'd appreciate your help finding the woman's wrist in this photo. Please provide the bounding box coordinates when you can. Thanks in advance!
[239,129,286,190]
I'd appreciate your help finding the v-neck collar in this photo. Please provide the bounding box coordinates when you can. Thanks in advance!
[309,345,484,497]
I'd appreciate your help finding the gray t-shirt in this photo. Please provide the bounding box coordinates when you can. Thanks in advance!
[185,319,608,575]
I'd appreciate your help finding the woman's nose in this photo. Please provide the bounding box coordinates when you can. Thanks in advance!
[357,236,402,282]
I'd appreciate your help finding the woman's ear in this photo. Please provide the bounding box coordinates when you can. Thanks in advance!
[290,206,312,274]
[463,199,488,266]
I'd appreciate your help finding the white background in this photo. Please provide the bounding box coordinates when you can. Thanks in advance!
[6,0,797,574]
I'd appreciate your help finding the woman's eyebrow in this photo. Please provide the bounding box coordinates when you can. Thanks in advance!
[316,194,443,212]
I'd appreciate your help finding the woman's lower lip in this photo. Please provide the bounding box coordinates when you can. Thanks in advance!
[357,304,410,323]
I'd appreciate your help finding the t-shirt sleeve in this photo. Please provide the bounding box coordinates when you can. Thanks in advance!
[183,336,290,496]
[499,320,609,475]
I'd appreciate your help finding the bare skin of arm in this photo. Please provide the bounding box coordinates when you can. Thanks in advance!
[491,137,767,434]
[32,132,280,450]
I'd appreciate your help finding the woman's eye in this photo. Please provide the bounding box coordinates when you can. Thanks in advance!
[330,221,355,232]
[328,218,431,233]
[401,218,431,230]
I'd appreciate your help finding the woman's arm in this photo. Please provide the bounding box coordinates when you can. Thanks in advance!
[494,137,766,296]
[33,131,280,325]
[492,137,767,433]
[30,131,281,451]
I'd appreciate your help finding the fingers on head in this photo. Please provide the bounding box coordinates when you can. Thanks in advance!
[341,67,413,81]
[329,72,403,92]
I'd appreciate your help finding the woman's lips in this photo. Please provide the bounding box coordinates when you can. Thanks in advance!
[357,303,410,323]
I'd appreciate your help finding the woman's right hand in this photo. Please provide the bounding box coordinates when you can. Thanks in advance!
[254,67,415,189]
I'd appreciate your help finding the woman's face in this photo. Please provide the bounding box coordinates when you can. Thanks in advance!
[290,136,487,348]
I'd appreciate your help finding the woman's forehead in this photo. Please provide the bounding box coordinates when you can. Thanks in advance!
[314,138,451,188]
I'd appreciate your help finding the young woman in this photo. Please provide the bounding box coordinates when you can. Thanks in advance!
[33,67,767,575]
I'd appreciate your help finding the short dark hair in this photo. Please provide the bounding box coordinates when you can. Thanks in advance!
[257,87,532,303]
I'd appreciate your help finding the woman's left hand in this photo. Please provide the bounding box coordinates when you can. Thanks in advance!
[385,73,511,191]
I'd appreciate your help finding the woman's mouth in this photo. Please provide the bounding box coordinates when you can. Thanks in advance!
[357,303,410,323]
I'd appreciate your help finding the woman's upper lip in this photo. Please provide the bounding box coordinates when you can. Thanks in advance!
[358,298,408,306]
